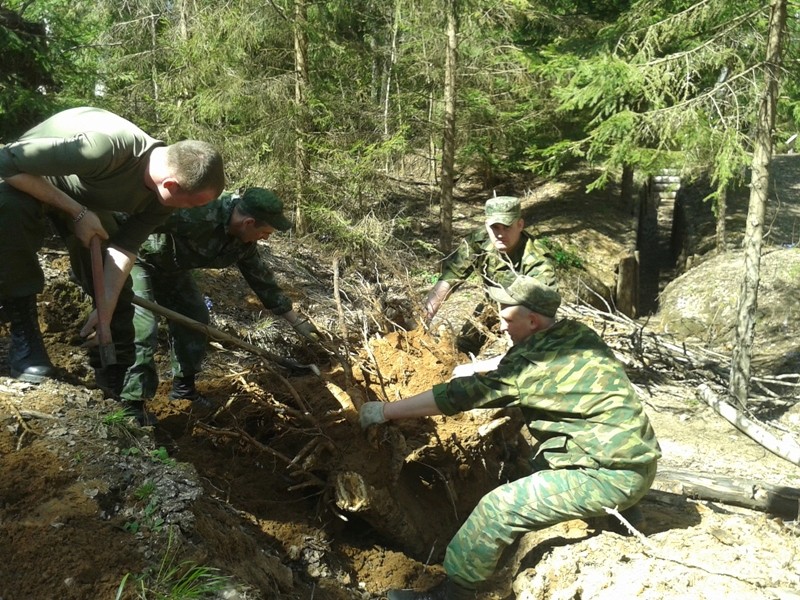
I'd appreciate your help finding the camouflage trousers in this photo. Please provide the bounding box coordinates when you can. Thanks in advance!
[119,263,209,402]
[443,460,657,588]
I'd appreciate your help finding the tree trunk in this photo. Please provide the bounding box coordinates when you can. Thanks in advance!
[615,253,639,318]
[650,469,799,519]
[621,163,634,214]
[439,0,458,254]
[715,185,728,252]
[383,0,400,174]
[293,0,310,234]
[729,0,787,407]
[178,0,190,41]
[150,14,159,109]
[428,91,437,184]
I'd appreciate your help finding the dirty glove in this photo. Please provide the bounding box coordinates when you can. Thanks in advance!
[292,318,321,342]
[359,402,387,429]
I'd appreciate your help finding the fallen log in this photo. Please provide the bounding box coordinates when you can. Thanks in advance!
[650,469,800,519]
[697,383,800,468]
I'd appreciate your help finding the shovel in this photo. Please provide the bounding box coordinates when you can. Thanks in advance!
[90,236,117,367]
[131,294,320,375]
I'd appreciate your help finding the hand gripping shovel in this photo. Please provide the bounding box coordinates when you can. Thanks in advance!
[131,294,320,375]
[90,236,117,367]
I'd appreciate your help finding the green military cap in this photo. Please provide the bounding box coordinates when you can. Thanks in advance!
[238,187,292,231]
[487,274,561,318]
[485,195,521,226]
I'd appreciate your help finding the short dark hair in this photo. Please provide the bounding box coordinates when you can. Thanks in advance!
[165,140,225,195]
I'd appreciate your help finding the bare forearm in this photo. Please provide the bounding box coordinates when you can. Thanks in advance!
[103,245,136,314]
[5,173,84,219]
[6,173,108,245]
[424,280,452,321]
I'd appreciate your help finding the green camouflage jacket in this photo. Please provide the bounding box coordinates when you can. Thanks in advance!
[135,193,293,315]
[432,319,661,469]
[438,228,556,292]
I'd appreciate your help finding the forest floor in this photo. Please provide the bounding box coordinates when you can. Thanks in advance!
[1,168,799,600]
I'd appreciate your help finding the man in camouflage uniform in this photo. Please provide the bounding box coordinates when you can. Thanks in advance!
[0,107,223,398]
[361,275,660,600]
[423,195,556,355]
[118,187,321,411]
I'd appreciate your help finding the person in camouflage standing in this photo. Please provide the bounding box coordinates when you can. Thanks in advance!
[0,107,224,402]
[361,275,660,600]
[423,195,556,356]
[118,187,321,412]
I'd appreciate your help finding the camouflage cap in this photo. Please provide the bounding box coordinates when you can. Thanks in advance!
[237,188,291,231]
[485,196,521,226]
[487,275,561,318]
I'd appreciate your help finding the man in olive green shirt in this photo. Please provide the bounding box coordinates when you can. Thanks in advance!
[0,107,224,400]
[423,195,556,355]
[118,188,320,409]
[361,275,660,600]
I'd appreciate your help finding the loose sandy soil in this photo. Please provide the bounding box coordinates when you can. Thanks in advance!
[1,170,798,600]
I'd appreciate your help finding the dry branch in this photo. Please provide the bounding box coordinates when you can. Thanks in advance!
[0,395,40,444]
[323,380,361,425]
[194,422,325,488]
[697,383,800,468]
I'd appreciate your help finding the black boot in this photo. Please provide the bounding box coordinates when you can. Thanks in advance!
[4,296,56,383]
[122,400,156,427]
[169,374,198,400]
[94,364,129,400]
[388,579,476,600]
[170,375,217,411]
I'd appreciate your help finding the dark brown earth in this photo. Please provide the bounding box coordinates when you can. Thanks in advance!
[1,169,799,600]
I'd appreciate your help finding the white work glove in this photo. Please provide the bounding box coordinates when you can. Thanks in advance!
[452,356,503,378]
[452,362,478,378]
[359,401,387,429]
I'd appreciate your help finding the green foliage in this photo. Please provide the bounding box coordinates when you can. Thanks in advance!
[305,131,410,217]
[149,447,175,466]
[530,0,774,196]
[409,268,440,285]
[102,408,141,443]
[540,237,585,270]
[3,0,799,272]
[103,408,132,426]
[410,238,444,261]
[125,480,168,535]
[303,202,397,258]
[124,494,163,535]
[116,532,229,599]
[788,255,800,279]
[134,481,156,501]
[1,0,104,136]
